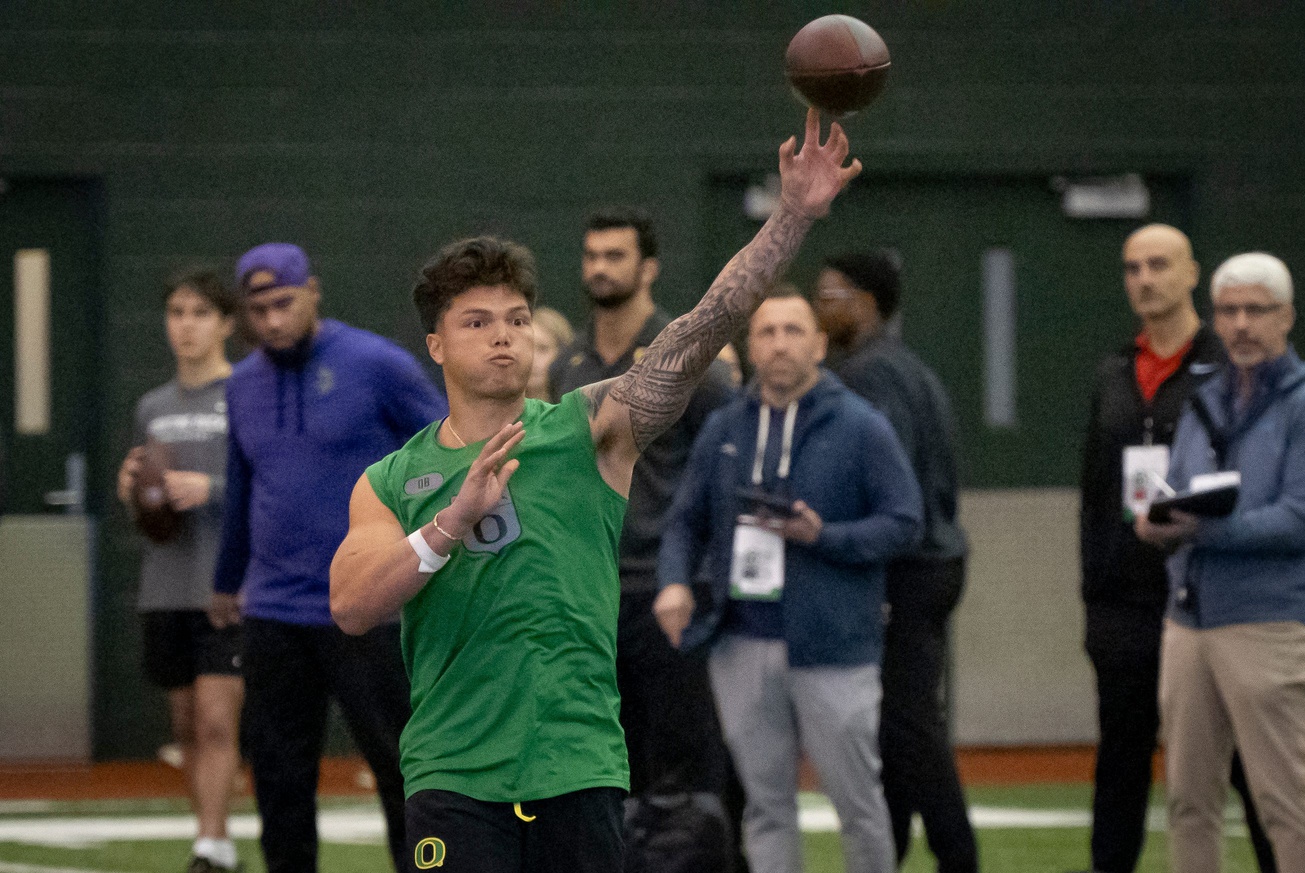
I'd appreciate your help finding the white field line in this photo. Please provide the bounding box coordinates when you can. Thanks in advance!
[0,862,139,873]
[0,808,383,848]
[799,796,1253,835]
[795,803,1095,833]
[0,797,1252,847]
[0,806,56,817]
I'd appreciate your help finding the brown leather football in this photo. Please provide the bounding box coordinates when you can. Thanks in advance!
[785,15,891,117]
[133,439,181,544]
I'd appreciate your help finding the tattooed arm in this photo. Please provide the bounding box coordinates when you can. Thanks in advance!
[582,108,862,495]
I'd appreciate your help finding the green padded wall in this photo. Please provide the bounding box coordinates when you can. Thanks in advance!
[1,1,1301,757]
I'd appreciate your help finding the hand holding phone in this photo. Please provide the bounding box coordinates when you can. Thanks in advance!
[736,486,798,518]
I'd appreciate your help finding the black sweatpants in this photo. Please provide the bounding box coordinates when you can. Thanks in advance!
[241,617,411,873]
[880,555,978,873]
[617,588,745,871]
[616,589,728,796]
[1085,602,1276,873]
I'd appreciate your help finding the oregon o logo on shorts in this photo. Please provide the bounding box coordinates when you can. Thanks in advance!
[414,837,446,869]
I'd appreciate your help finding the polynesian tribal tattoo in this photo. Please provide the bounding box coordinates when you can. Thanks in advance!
[597,203,815,451]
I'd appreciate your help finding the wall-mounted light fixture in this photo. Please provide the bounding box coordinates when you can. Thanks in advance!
[1052,173,1150,219]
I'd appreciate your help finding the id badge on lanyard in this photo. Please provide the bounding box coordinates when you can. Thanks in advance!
[731,517,785,600]
[1122,444,1169,520]
[728,402,797,602]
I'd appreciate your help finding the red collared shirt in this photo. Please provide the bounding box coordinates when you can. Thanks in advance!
[1134,332,1194,403]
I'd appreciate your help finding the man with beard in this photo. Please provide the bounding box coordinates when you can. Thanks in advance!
[211,242,447,873]
[549,207,739,860]
[1136,251,1305,873]
[1077,225,1271,873]
[655,289,922,873]
[812,250,977,873]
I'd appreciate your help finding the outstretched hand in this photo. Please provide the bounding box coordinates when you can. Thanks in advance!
[779,107,863,219]
[440,421,526,541]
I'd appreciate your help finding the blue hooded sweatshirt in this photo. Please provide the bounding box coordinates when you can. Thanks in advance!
[1166,347,1305,629]
[658,372,923,668]
[214,319,447,625]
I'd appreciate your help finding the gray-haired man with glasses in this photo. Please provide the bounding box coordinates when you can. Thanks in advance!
[1137,252,1305,873]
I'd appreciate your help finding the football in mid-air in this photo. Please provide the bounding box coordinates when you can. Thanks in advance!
[133,440,180,544]
[785,15,891,117]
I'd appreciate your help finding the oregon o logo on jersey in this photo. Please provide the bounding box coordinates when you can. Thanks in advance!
[462,487,521,554]
[414,836,446,869]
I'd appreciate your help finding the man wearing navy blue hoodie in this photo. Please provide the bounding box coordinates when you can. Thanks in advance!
[210,242,447,873]
[655,289,922,873]
[1136,252,1305,873]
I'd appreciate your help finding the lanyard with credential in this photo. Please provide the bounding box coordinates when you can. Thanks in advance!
[732,401,798,601]
[751,401,798,486]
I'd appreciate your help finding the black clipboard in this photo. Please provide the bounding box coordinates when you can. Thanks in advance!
[1148,484,1239,523]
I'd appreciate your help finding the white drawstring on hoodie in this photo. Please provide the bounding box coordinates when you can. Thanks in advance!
[752,401,798,486]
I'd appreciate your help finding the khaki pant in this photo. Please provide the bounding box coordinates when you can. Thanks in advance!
[1160,619,1305,873]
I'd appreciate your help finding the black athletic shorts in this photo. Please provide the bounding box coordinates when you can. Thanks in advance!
[141,610,242,689]
[406,787,624,873]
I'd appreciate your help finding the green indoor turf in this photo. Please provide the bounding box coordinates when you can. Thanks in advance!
[0,784,1264,873]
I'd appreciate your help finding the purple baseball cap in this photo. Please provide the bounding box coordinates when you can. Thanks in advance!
[235,242,313,294]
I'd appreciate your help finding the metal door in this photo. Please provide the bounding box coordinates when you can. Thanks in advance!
[0,177,103,760]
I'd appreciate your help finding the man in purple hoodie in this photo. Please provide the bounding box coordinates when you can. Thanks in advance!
[210,242,447,873]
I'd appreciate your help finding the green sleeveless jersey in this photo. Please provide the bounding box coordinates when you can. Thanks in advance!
[365,390,629,801]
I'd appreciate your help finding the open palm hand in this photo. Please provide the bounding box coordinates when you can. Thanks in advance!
[443,421,526,538]
[779,107,862,219]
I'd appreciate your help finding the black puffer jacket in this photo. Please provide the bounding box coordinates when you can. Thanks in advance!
[1079,325,1225,606]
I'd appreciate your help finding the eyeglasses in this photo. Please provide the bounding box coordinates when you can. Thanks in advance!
[1213,302,1282,319]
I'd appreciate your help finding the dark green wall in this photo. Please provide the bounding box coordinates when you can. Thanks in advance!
[2,1,1302,757]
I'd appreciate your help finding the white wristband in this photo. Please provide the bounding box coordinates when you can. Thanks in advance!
[408,528,450,575]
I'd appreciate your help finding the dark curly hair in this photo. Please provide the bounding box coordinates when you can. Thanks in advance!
[413,236,539,333]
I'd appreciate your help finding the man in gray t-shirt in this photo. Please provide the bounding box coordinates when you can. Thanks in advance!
[116,268,244,873]
[132,376,229,612]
